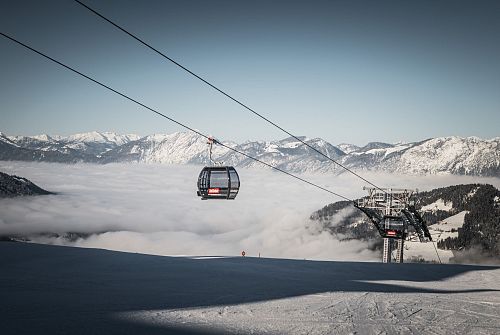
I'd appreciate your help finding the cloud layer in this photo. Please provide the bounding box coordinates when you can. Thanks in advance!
[1,162,499,261]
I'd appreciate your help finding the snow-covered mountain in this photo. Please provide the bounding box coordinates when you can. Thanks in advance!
[389,137,500,175]
[0,132,98,163]
[3,131,141,158]
[100,132,234,164]
[1,131,499,176]
[340,137,500,176]
[64,131,140,145]
[216,136,346,172]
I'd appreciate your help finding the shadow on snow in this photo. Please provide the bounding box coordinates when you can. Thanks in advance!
[1,242,498,334]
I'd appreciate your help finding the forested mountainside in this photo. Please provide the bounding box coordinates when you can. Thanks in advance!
[311,184,500,257]
[0,172,53,197]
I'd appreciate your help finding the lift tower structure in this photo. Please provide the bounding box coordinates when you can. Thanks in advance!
[356,188,415,263]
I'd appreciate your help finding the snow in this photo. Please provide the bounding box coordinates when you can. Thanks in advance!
[66,131,110,143]
[130,145,140,154]
[362,144,411,157]
[432,211,468,234]
[139,132,232,164]
[282,140,303,149]
[395,136,500,175]
[382,143,411,157]
[31,134,53,141]
[404,239,454,263]
[12,176,28,183]
[102,132,141,145]
[365,148,387,155]
[467,186,479,199]
[64,131,141,145]
[0,133,20,147]
[1,242,499,335]
[145,133,172,142]
[404,211,468,263]
[337,143,360,154]
[64,142,86,150]
[421,199,453,212]
[265,143,280,153]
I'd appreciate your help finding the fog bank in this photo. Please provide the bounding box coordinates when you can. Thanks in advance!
[1,162,498,261]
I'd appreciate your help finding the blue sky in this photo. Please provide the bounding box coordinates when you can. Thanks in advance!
[1,0,499,145]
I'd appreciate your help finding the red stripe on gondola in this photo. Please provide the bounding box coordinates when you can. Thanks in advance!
[386,230,397,236]
[208,188,220,194]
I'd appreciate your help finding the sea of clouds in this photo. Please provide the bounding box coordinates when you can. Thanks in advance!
[1,161,499,261]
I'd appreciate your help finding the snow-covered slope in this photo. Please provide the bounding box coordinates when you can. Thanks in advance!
[1,242,499,335]
[337,143,359,154]
[0,132,20,147]
[404,211,469,263]
[100,132,234,164]
[388,136,500,175]
[2,131,499,176]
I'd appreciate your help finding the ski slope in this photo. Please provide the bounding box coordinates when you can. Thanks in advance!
[1,242,499,334]
[404,211,469,263]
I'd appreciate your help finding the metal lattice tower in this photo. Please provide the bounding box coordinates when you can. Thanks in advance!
[357,187,416,263]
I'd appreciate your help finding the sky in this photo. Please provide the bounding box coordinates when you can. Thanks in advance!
[1,0,499,145]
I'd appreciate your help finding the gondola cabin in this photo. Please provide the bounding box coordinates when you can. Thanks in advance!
[381,215,406,239]
[197,166,240,200]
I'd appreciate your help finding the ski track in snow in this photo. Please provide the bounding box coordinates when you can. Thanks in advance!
[122,292,500,334]
[121,267,500,335]
[1,241,499,335]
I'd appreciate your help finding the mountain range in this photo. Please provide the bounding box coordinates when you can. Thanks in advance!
[1,131,499,176]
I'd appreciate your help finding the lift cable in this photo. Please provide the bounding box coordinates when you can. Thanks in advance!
[431,240,443,264]
[0,32,351,202]
[72,0,401,202]
[429,233,443,264]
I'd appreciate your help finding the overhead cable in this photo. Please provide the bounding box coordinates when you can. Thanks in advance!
[72,0,400,200]
[0,32,352,202]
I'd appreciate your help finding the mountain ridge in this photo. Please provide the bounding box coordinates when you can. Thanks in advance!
[1,131,499,176]
[0,171,53,197]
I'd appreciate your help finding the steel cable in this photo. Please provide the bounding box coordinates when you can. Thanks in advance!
[72,0,401,201]
[0,31,352,201]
